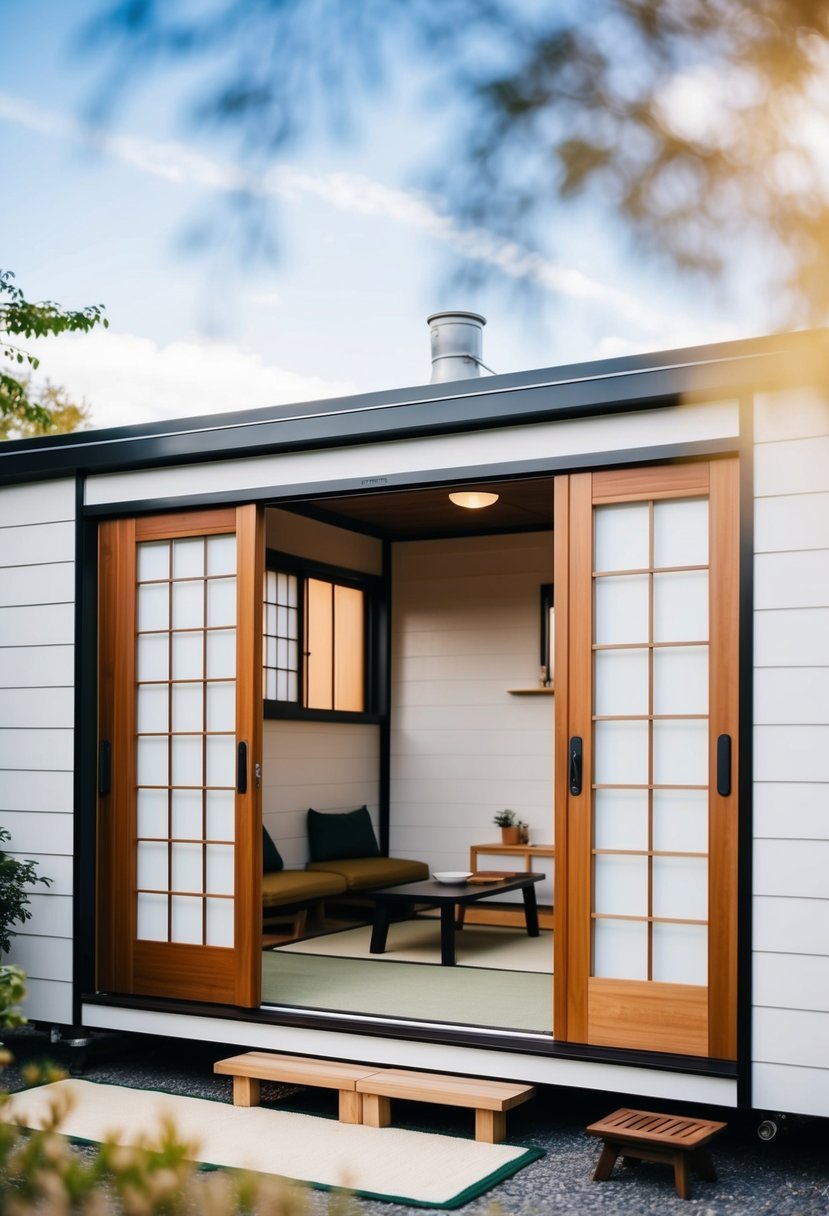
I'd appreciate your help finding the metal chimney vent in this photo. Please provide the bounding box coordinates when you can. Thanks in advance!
[427,311,487,383]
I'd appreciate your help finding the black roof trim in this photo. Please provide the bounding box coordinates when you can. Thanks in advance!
[1,327,822,485]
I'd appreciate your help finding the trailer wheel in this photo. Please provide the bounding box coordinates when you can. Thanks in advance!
[757,1117,780,1141]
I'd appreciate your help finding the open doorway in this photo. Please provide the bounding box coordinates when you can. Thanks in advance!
[257,479,556,1034]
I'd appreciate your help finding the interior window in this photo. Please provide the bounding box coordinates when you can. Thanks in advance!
[263,570,300,702]
[306,577,365,711]
[263,556,370,717]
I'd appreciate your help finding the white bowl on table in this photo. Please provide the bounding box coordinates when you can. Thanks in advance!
[432,871,473,884]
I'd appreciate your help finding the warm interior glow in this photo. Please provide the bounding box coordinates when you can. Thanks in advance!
[448,491,499,509]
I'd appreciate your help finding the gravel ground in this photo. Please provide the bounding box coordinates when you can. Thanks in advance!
[2,1027,827,1215]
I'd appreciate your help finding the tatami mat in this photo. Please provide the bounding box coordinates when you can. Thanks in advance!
[277,920,553,973]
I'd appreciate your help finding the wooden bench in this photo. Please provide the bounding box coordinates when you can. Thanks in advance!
[215,1052,535,1143]
[586,1107,727,1200]
[357,1068,535,1143]
[214,1051,379,1124]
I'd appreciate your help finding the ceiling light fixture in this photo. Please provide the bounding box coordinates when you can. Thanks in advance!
[448,491,499,509]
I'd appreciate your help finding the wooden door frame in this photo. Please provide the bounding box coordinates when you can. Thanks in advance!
[553,459,739,1057]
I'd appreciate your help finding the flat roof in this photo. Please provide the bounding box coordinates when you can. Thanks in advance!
[1,327,824,486]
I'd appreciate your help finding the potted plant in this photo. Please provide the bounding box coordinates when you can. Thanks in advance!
[493,809,520,844]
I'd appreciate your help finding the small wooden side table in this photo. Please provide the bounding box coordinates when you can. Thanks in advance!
[467,842,554,930]
[586,1107,727,1200]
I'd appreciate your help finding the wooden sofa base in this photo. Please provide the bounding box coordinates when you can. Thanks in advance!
[215,1052,535,1143]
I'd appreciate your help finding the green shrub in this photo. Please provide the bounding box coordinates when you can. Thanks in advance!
[0,1062,366,1216]
[0,827,51,956]
[0,966,27,1057]
[0,1073,323,1214]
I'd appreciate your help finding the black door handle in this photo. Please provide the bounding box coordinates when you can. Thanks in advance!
[716,734,732,796]
[237,741,248,794]
[569,736,583,796]
[98,740,111,798]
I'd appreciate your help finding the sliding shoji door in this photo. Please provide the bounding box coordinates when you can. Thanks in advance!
[554,460,739,1058]
[98,507,263,1006]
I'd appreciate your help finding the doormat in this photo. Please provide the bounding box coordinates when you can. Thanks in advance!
[3,1079,544,1209]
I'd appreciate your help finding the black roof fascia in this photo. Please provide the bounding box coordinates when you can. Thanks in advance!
[0,327,822,486]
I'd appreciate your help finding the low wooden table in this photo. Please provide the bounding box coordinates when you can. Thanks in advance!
[368,874,543,966]
[586,1107,727,1200]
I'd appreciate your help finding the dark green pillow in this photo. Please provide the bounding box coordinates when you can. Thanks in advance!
[262,825,284,873]
[307,806,380,863]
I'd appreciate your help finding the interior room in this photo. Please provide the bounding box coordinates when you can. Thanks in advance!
[258,477,556,1034]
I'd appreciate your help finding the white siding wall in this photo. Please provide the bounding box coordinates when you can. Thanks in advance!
[0,480,76,1024]
[753,387,829,1117]
[262,721,380,867]
[390,533,555,898]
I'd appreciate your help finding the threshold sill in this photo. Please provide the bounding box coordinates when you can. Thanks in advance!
[82,992,737,1079]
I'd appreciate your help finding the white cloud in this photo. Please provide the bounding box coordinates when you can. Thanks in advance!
[26,329,354,431]
[589,317,750,363]
[247,291,283,309]
[0,89,674,332]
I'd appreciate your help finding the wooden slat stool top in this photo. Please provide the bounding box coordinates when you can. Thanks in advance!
[586,1107,727,1200]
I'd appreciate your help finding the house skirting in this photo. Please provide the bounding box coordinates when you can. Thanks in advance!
[81,1001,738,1108]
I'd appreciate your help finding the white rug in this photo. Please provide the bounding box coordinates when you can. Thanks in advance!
[4,1079,542,1209]
[277,919,553,973]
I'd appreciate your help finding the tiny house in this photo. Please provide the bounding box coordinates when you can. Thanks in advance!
[1,316,827,1125]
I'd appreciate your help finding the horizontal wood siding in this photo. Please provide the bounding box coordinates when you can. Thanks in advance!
[262,721,380,868]
[0,480,75,1025]
[390,533,554,899]
[753,388,829,1115]
[86,400,740,507]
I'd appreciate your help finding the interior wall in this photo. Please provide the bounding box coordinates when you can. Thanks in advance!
[265,507,382,574]
[752,386,829,1118]
[390,531,555,900]
[262,720,380,867]
[262,507,383,866]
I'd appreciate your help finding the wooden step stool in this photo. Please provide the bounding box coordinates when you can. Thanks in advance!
[586,1107,727,1200]
[357,1068,535,1143]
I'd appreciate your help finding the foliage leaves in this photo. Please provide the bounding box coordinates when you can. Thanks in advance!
[0,829,51,958]
[0,377,91,441]
[0,1064,335,1214]
[0,967,27,1040]
[1,270,106,437]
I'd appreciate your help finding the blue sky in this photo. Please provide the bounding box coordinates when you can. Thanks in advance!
[4,2,775,431]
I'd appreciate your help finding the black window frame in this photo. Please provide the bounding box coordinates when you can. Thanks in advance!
[263,548,384,724]
[540,582,554,687]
